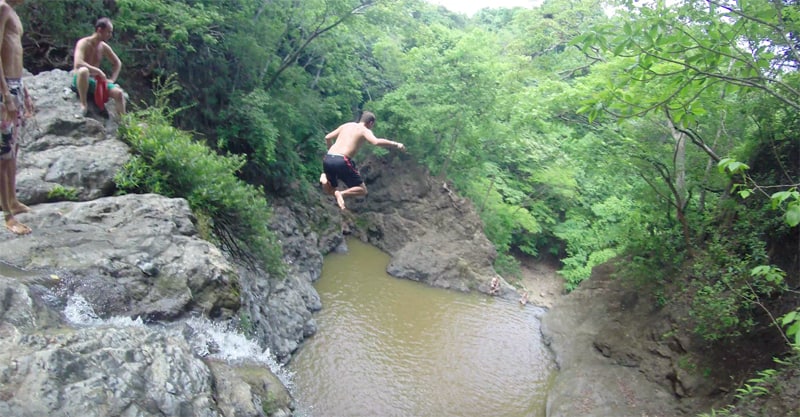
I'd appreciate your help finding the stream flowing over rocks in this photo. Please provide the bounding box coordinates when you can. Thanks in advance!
[0,69,700,416]
[1,70,295,417]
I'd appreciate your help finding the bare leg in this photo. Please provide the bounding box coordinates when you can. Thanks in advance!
[334,184,367,210]
[4,152,30,215]
[110,87,126,115]
[75,67,90,114]
[333,190,346,210]
[8,200,30,215]
[0,158,30,235]
[0,201,30,215]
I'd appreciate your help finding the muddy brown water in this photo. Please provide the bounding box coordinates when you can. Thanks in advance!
[291,238,557,417]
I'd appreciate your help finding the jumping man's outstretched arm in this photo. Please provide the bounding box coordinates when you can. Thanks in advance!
[363,128,405,151]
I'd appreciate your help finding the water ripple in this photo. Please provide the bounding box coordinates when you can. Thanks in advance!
[291,239,556,417]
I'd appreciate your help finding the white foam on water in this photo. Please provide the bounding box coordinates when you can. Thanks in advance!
[64,294,144,327]
[183,317,294,389]
[62,295,294,390]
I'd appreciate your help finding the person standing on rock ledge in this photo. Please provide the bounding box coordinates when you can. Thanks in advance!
[320,111,405,210]
[0,0,34,235]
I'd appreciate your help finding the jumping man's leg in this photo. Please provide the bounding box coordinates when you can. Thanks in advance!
[334,184,367,210]
[322,182,335,196]
[321,172,336,196]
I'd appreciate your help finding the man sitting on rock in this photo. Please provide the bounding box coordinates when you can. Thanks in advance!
[72,17,126,117]
[489,276,500,295]
[320,111,405,210]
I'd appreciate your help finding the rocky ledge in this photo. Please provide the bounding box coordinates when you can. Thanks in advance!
[0,69,300,417]
[0,69,519,417]
[1,69,731,417]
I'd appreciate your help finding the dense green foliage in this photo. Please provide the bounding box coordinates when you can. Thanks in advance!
[572,0,799,340]
[20,0,798,385]
[114,78,284,274]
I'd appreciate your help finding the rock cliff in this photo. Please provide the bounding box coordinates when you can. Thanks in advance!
[0,70,297,417]
[0,69,512,417]
[0,69,726,417]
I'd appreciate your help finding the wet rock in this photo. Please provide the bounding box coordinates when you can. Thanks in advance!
[2,194,240,321]
[541,263,685,417]
[207,360,293,417]
[0,326,217,417]
[18,69,130,205]
[234,198,339,363]
[0,69,294,417]
[345,155,501,295]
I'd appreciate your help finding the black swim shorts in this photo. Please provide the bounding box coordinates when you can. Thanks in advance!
[323,154,363,188]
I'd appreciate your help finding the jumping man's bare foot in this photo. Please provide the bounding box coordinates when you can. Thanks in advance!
[5,216,31,235]
[319,173,328,185]
[334,190,346,210]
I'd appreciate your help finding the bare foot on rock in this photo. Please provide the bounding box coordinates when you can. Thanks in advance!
[5,216,31,235]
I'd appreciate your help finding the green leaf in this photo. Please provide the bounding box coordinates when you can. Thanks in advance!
[782,311,798,326]
[786,202,800,227]
[717,158,733,173]
[771,191,794,205]
[788,321,800,340]
[623,22,632,35]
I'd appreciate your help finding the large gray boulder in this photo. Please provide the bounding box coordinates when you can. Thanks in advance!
[18,69,129,204]
[3,194,240,321]
[0,70,296,417]
[255,200,342,362]
[0,273,293,417]
[342,154,506,295]
[541,263,686,417]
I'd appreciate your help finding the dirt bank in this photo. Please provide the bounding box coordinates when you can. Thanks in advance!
[516,255,565,309]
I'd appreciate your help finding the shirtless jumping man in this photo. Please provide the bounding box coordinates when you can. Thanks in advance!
[0,0,33,235]
[321,111,405,210]
[72,17,126,116]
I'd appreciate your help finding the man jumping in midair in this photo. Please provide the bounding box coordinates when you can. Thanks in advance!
[321,111,405,210]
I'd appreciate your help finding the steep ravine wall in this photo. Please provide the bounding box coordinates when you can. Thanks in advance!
[0,69,512,417]
[0,69,718,417]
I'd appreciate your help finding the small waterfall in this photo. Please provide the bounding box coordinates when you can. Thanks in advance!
[64,294,145,327]
[62,294,293,389]
[183,316,294,389]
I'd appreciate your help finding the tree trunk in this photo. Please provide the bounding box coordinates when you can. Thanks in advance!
[667,116,692,253]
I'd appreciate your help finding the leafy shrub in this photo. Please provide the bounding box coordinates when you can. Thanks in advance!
[46,185,79,202]
[115,77,284,275]
[686,219,787,341]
